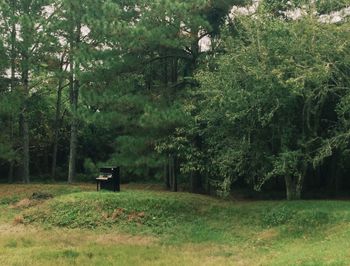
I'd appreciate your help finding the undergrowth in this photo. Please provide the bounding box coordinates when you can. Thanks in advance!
[0,195,20,205]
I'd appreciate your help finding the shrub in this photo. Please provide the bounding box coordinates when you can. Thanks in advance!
[262,206,296,227]
[292,210,332,227]
[83,158,98,176]
[30,192,53,200]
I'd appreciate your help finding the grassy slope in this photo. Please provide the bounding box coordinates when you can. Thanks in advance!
[1,184,350,265]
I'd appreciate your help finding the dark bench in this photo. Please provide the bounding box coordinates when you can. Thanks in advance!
[96,167,120,192]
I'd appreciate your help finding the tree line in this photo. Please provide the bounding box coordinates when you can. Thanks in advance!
[0,0,349,200]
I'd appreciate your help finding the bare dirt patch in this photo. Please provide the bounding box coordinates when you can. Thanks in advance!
[9,197,50,209]
[13,215,24,225]
[256,228,279,241]
[10,198,35,209]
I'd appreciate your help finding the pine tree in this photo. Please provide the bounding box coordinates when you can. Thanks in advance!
[0,0,54,183]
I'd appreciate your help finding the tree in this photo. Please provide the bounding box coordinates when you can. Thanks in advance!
[195,12,350,199]
[112,0,250,191]
[53,0,99,182]
[0,0,54,183]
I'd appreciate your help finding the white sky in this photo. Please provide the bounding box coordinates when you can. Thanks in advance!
[229,0,350,22]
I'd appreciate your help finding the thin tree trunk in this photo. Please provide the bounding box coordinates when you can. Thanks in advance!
[173,158,178,192]
[8,14,16,184]
[169,155,177,192]
[51,64,65,180]
[21,53,30,184]
[68,73,78,184]
[164,161,170,189]
[169,54,178,192]
[168,155,172,190]
[22,104,30,183]
[68,20,81,184]
[329,151,340,197]
[190,172,201,193]
[22,115,30,183]
[51,125,59,180]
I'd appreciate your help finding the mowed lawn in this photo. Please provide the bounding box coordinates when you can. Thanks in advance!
[1,184,350,265]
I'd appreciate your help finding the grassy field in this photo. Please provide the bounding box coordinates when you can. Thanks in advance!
[1,184,350,265]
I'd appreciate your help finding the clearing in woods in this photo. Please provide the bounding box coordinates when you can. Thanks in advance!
[1,183,350,266]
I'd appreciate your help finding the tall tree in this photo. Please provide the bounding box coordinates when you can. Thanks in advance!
[51,52,68,180]
[195,11,350,199]
[0,0,53,183]
[67,1,81,183]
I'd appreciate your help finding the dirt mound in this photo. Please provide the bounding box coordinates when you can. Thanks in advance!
[10,192,53,209]
[10,199,36,209]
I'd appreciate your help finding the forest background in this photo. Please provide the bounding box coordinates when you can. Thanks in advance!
[0,0,350,200]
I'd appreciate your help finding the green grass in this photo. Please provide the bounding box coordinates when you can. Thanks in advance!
[1,184,350,265]
[23,191,350,242]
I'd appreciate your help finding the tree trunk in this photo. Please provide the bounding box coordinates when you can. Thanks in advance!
[329,151,340,197]
[168,155,172,190]
[51,131,59,180]
[68,77,78,183]
[284,175,302,200]
[190,173,201,193]
[51,65,64,180]
[164,161,170,189]
[68,19,81,184]
[22,115,30,183]
[8,7,16,184]
[21,53,30,184]
[169,155,177,192]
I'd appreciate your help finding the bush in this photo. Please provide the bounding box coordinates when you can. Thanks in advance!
[30,192,53,200]
[293,210,332,227]
[262,206,296,227]
[262,205,333,233]
[83,158,98,176]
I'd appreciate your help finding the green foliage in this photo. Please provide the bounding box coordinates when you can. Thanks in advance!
[316,0,350,14]
[262,206,334,240]
[0,195,20,205]
[30,191,53,200]
[5,239,18,248]
[262,0,350,15]
[83,158,98,176]
[21,189,350,244]
[24,191,200,233]
[262,206,296,226]
[0,0,350,200]
[193,13,350,199]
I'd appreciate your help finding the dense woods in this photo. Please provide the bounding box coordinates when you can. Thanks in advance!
[0,0,350,200]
